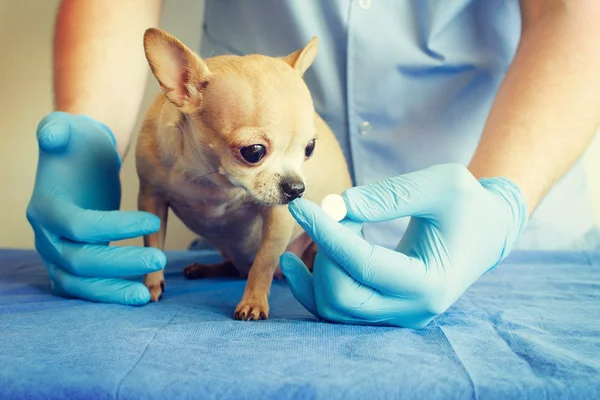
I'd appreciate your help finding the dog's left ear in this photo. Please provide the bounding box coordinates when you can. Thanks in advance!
[143,28,211,112]
[281,36,318,77]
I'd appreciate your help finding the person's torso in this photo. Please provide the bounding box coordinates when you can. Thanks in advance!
[198,0,597,250]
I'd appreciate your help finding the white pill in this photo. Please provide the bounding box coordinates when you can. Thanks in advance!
[320,194,347,222]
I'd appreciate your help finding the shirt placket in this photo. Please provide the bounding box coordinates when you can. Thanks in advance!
[346,0,374,187]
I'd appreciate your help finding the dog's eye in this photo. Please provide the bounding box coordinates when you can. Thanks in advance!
[240,145,266,163]
[305,139,316,158]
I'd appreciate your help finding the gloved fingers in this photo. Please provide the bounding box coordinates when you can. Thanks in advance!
[316,258,433,328]
[328,289,433,328]
[281,220,363,321]
[37,196,161,243]
[49,279,72,299]
[289,198,374,263]
[342,164,472,222]
[339,218,365,236]
[279,252,320,319]
[317,298,415,327]
[51,266,151,305]
[314,303,372,325]
[36,112,72,152]
[285,252,371,326]
[29,222,63,267]
[341,173,433,222]
[289,198,426,294]
[314,250,380,313]
[59,241,166,278]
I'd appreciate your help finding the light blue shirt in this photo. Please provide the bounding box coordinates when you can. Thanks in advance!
[197,0,598,251]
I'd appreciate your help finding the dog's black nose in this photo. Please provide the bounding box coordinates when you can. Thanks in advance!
[281,181,305,201]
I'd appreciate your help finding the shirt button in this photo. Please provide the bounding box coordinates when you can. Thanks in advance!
[359,0,372,10]
[359,121,371,136]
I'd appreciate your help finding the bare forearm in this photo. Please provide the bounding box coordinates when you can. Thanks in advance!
[468,2,600,215]
[53,0,163,157]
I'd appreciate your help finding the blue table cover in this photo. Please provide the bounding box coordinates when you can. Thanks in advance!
[1,248,599,399]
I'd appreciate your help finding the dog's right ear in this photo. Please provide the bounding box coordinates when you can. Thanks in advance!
[143,28,211,112]
[282,37,318,77]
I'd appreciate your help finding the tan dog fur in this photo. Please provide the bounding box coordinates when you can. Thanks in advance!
[136,28,352,320]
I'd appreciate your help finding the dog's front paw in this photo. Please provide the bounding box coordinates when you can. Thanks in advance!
[234,294,269,321]
[144,272,165,302]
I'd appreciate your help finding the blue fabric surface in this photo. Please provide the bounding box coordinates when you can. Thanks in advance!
[1,249,599,399]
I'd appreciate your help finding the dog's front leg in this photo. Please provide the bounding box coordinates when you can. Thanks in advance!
[234,205,294,321]
[139,184,169,302]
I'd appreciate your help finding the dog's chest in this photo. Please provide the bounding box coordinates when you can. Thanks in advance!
[160,176,260,229]
[166,181,264,266]
[152,172,265,265]
[167,181,230,217]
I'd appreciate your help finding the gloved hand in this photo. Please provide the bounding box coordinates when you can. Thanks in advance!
[280,163,528,328]
[26,111,166,305]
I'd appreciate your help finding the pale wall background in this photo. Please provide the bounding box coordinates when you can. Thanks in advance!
[0,0,599,250]
[0,0,205,250]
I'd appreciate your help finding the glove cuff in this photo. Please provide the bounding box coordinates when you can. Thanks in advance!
[479,177,529,263]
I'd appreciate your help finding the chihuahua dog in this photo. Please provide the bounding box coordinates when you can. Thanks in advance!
[136,28,352,320]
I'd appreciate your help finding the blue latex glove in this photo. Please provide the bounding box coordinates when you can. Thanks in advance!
[280,164,528,328]
[26,111,166,305]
